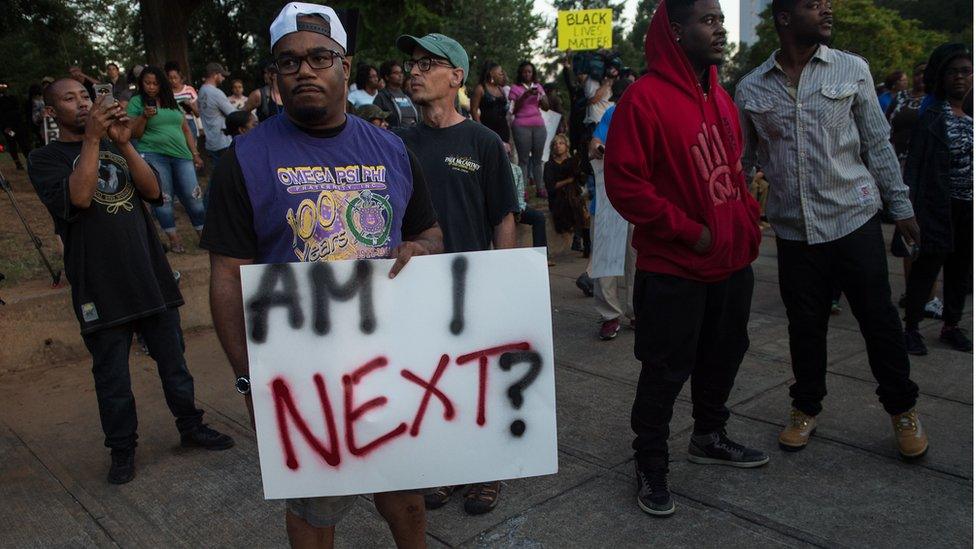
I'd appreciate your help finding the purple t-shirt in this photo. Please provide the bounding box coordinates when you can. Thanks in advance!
[509,83,545,127]
[235,115,413,264]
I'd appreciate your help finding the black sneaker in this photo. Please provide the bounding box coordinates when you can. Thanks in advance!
[180,424,235,450]
[635,463,674,517]
[940,326,973,352]
[108,449,135,485]
[575,273,594,297]
[905,329,928,356]
[687,431,769,468]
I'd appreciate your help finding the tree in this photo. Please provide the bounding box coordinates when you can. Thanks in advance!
[623,0,660,72]
[731,0,948,87]
[183,0,454,89]
[0,0,114,93]
[876,0,972,36]
[441,0,545,80]
[139,0,203,73]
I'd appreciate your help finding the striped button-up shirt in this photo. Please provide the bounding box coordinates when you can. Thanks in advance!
[735,45,914,244]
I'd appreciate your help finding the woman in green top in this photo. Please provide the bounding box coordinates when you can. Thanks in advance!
[127,66,205,253]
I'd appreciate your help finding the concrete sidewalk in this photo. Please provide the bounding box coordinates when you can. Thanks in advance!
[0,228,972,548]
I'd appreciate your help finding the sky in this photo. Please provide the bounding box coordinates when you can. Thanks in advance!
[535,0,741,46]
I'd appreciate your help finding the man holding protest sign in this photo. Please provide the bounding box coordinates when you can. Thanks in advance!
[201,3,443,546]
[605,0,767,517]
[395,32,520,514]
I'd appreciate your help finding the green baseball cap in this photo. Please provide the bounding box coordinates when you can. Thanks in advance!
[396,33,469,83]
[356,104,390,121]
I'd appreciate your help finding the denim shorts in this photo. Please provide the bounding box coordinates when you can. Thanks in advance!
[286,489,435,528]
[286,495,359,528]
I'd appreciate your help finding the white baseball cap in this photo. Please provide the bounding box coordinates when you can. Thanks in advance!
[270,2,347,53]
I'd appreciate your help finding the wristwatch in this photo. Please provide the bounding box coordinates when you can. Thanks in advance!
[235,375,251,395]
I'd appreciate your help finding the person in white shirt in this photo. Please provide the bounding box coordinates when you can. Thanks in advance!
[347,63,380,107]
[228,79,247,110]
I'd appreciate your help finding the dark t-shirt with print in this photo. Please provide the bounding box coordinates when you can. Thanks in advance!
[27,140,182,334]
[396,120,518,253]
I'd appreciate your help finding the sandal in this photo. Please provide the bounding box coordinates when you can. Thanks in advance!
[463,481,501,515]
[424,485,455,510]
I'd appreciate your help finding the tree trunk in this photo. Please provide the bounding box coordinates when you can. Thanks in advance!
[139,0,202,74]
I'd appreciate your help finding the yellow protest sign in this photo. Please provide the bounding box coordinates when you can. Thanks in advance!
[557,9,613,51]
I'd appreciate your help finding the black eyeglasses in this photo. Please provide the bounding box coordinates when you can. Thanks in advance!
[275,49,344,75]
[403,57,454,74]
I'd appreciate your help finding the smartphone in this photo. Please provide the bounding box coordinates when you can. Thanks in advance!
[94,83,113,97]
[145,97,157,115]
[597,144,606,155]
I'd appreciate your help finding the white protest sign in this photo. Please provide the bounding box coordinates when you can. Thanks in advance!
[241,248,558,499]
[540,109,564,162]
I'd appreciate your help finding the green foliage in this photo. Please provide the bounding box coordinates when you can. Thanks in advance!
[182,0,543,91]
[876,0,972,36]
[729,0,950,86]
[441,0,545,81]
[0,0,134,94]
[624,0,659,72]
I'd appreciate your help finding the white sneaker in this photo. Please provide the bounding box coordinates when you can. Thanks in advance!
[924,297,944,319]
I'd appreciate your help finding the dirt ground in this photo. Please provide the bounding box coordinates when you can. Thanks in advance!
[0,154,209,287]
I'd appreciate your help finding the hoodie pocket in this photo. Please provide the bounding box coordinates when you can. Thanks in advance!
[697,199,761,276]
[819,82,859,128]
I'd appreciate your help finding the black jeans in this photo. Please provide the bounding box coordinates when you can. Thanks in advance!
[631,266,754,471]
[518,206,548,248]
[906,199,973,330]
[777,215,918,417]
[81,308,204,451]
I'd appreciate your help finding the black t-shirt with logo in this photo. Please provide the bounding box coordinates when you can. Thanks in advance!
[396,120,518,253]
[27,140,182,334]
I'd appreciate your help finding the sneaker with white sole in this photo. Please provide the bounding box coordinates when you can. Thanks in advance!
[688,431,769,468]
[635,463,674,517]
[599,318,621,340]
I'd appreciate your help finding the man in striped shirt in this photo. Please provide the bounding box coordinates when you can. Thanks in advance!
[736,0,928,460]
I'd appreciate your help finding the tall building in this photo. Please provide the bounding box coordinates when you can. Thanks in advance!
[740,0,772,46]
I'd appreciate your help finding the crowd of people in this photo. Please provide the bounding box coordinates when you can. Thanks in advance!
[15,0,973,546]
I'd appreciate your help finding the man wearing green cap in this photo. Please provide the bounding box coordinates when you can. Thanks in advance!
[356,103,391,129]
[395,33,519,515]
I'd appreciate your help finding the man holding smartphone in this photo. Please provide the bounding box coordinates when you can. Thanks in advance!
[27,78,234,486]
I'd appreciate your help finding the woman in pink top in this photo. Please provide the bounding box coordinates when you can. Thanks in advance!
[510,61,550,197]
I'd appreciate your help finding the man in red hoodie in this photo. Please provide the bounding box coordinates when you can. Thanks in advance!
[605,0,767,517]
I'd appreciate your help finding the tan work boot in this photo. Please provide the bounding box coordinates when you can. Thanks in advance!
[778,409,817,451]
[892,409,929,459]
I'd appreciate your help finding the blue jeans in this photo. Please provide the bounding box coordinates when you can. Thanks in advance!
[519,206,548,248]
[142,152,206,232]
